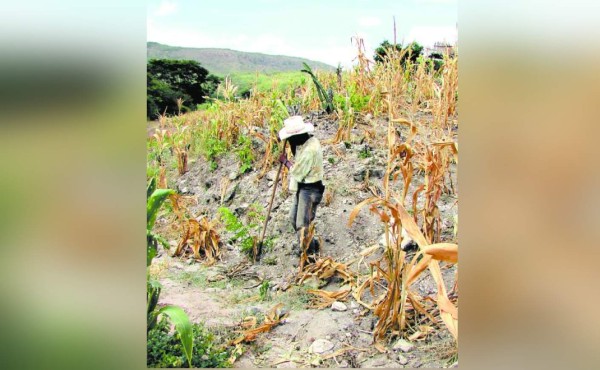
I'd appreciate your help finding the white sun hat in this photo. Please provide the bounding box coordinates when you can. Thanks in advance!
[278,116,314,140]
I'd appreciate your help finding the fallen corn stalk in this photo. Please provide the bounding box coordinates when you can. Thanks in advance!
[307,289,351,309]
[297,257,355,286]
[231,303,288,345]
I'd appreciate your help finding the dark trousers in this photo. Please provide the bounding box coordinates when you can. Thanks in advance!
[290,183,324,252]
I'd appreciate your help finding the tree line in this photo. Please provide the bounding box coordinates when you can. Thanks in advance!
[147,59,220,120]
[147,41,449,120]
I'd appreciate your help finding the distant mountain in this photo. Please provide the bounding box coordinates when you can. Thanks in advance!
[147,42,336,76]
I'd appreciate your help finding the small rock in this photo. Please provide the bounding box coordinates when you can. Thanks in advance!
[331,301,348,311]
[398,354,408,365]
[350,301,358,309]
[352,309,360,315]
[228,171,238,180]
[346,332,352,338]
[266,170,277,181]
[339,360,349,368]
[309,339,334,354]
[393,338,415,353]
[325,335,332,340]
[268,181,274,187]
[222,182,238,203]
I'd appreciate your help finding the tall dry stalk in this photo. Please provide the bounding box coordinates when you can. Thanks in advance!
[347,89,458,342]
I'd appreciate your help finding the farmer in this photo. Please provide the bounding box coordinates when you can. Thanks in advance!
[278,116,325,256]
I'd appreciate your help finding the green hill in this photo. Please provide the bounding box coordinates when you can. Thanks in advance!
[147,42,336,76]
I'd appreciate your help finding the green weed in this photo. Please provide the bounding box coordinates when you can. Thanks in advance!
[259,280,271,302]
[236,135,254,174]
[218,207,258,256]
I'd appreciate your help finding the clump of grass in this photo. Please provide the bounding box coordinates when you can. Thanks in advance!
[259,280,271,301]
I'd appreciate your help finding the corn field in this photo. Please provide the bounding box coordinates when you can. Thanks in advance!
[148,39,458,362]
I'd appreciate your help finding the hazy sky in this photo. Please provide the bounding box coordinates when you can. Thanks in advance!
[147,0,457,68]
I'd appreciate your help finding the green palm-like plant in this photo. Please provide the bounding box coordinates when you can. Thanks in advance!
[301,62,333,113]
[147,178,194,367]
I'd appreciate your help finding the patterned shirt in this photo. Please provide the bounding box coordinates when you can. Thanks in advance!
[289,136,324,192]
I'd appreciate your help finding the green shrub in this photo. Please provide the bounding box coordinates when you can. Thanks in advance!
[147,318,230,368]
[218,207,255,256]
[236,135,254,174]
[218,204,266,257]
[203,135,227,171]
[358,146,372,159]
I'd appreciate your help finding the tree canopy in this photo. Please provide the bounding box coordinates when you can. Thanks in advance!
[147,59,220,119]
[374,40,424,65]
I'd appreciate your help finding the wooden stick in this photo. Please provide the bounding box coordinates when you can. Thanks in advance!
[257,140,287,258]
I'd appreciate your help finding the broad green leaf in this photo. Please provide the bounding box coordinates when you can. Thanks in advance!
[159,305,194,367]
[147,188,175,230]
[147,232,158,266]
[147,177,157,200]
[146,279,163,331]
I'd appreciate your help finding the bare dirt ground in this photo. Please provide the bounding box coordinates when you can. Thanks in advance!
[151,113,458,368]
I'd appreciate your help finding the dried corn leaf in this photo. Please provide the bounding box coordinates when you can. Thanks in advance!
[298,257,355,286]
[348,197,380,227]
[232,303,288,345]
[374,341,387,353]
[422,243,458,263]
[308,289,351,309]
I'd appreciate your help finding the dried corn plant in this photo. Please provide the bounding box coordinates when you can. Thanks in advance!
[346,90,458,342]
[333,106,355,143]
[297,256,355,286]
[411,143,458,243]
[231,303,289,345]
[170,124,191,175]
[298,222,317,273]
[169,194,222,265]
[351,36,375,94]
[349,197,458,341]
[217,77,238,101]
[307,289,351,309]
[323,187,335,207]
[432,53,458,130]
[410,57,436,115]
[219,177,231,205]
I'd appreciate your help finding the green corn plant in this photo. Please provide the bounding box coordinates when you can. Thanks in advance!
[147,178,194,367]
[301,62,333,113]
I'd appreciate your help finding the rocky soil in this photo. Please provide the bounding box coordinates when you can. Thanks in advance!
[151,113,458,368]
